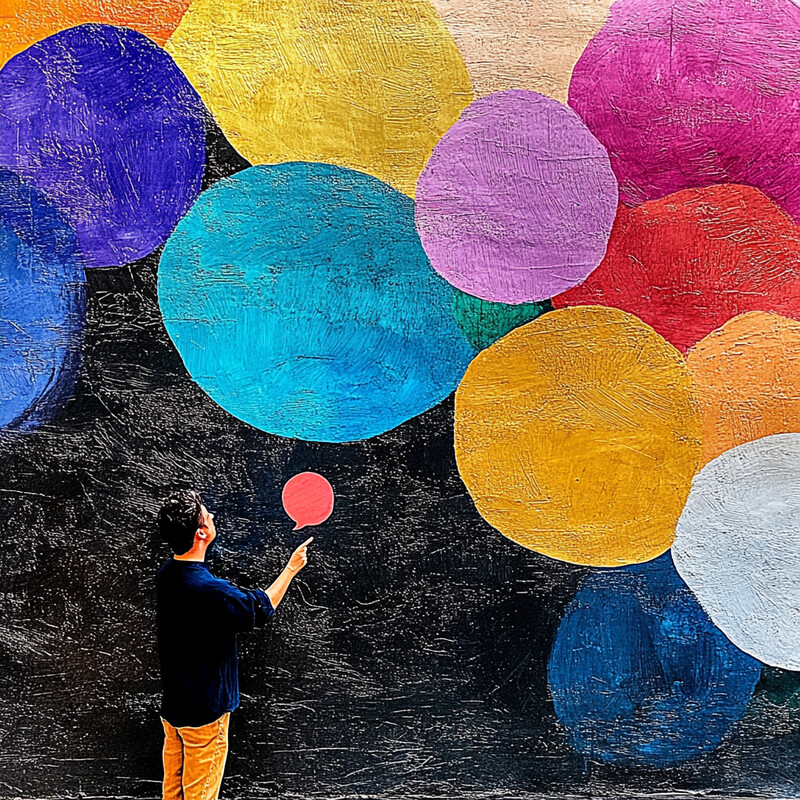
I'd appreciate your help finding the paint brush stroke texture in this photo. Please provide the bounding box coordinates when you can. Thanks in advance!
[569,0,800,221]
[430,0,615,102]
[454,306,700,567]
[415,90,618,304]
[0,0,192,68]
[0,168,85,430]
[674,433,800,671]
[158,163,475,442]
[555,185,800,352]
[165,0,472,198]
[2,0,800,792]
[687,312,800,464]
[0,24,206,268]
[549,553,761,767]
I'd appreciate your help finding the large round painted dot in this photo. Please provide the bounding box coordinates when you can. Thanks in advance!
[415,90,618,304]
[673,433,800,671]
[0,0,192,68]
[548,553,761,767]
[454,306,700,567]
[687,313,800,464]
[555,185,800,353]
[166,0,471,198]
[0,24,206,268]
[158,163,475,443]
[0,168,85,430]
[430,0,615,103]
[569,0,800,220]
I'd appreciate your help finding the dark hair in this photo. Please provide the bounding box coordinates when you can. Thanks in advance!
[158,490,204,555]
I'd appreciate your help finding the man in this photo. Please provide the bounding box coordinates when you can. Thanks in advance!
[156,489,312,800]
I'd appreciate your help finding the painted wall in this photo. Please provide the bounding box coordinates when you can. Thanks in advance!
[3,0,800,797]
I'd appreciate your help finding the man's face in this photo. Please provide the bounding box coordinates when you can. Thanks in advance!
[199,504,217,543]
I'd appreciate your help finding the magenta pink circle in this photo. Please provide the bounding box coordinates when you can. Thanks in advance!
[569,0,800,220]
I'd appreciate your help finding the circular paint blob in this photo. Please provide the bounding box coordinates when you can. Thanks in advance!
[673,433,800,671]
[454,306,700,567]
[555,185,800,353]
[0,0,192,68]
[429,0,615,103]
[282,472,334,530]
[569,0,800,220]
[0,168,85,430]
[0,24,206,268]
[415,90,618,304]
[688,313,800,464]
[166,0,472,198]
[452,291,551,351]
[158,163,475,443]
[548,553,761,767]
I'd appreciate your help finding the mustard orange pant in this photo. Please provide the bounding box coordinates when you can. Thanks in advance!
[161,713,230,800]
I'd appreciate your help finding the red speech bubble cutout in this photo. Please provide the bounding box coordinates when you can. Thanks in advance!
[281,472,334,530]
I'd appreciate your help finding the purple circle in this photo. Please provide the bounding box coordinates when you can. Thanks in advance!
[569,0,800,219]
[414,90,618,304]
[0,24,205,268]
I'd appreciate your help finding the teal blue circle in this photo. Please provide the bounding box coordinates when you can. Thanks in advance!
[158,163,476,442]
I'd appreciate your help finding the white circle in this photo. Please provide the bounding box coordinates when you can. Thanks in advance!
[673,432,800,670]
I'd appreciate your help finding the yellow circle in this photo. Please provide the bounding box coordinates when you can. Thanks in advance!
[165,0,473,197]
[455,306,700,567]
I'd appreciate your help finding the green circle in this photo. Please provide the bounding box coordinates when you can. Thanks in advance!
[453,291,552,351]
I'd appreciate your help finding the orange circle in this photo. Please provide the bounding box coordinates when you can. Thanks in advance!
[687,311,800,464]
[455,306,700,567]
[0,0,191,68]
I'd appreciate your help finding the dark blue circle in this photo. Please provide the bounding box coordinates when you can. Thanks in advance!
[0,168,85,430]
[0,24,205,268]
[547,552,761,767]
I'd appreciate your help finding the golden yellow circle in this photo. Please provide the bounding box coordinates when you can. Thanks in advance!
[166,0,473,197]
[455,306,700,567]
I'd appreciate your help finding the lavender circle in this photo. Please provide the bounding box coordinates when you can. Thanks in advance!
[414,90,618,304]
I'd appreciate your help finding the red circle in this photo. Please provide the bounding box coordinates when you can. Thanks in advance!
[554,184,800,352]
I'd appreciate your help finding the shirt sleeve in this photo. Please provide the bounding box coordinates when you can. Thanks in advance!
[215,580,275,632]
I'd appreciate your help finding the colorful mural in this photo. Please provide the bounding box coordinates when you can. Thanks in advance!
[2,0,800,796]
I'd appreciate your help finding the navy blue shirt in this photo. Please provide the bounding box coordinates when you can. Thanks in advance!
[156,559,274,727]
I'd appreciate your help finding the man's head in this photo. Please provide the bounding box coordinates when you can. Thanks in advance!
[157,490,216,556]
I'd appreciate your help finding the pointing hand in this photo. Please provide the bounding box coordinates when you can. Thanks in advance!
[288,537,313,573]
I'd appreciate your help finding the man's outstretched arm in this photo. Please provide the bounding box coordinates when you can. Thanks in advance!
[266,537,313,610]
